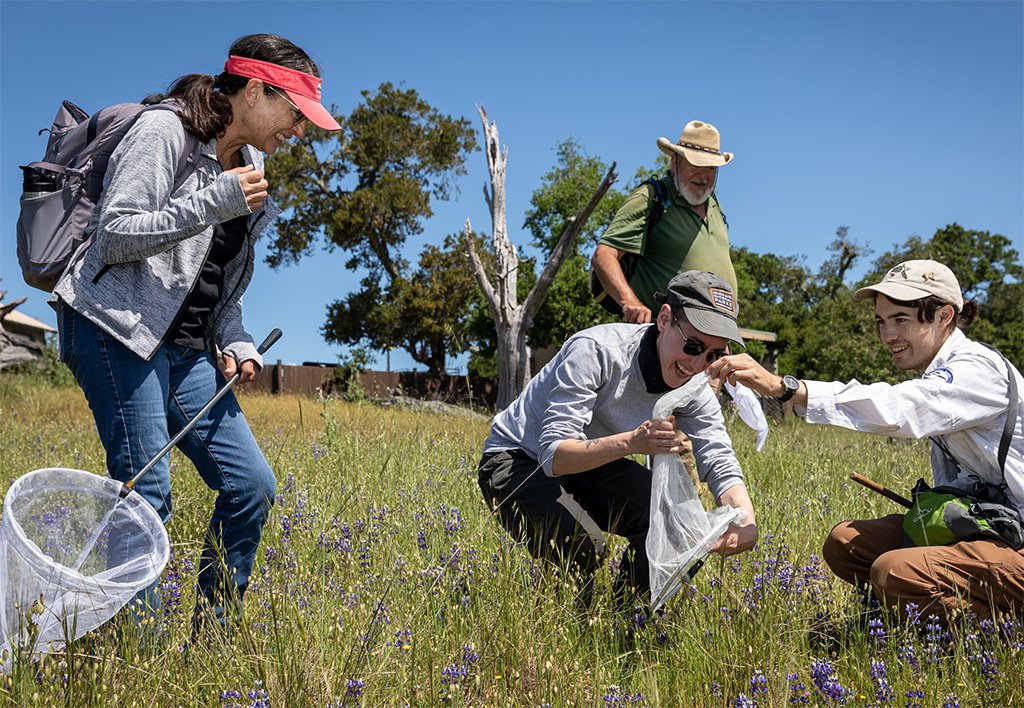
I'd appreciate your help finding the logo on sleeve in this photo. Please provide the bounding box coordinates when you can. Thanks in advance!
[925,367,954,383]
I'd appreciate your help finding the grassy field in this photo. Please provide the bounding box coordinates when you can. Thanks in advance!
[0,376,1020,707]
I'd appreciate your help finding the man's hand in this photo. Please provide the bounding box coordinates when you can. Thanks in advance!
[223,354,260,384]
[707,353,780,396]
[628,416,682,456]
[621,298,653,324]
[227,165,269,212]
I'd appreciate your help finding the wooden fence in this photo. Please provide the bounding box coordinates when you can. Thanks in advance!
[239,360,498,407]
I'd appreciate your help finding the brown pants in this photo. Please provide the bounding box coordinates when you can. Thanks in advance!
[822,514,1024,623]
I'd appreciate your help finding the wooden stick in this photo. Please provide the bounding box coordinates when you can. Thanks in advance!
[850,472,913,508]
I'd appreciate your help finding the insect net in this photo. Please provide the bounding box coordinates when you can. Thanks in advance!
[647,377,747,610]
[0,468,168,667]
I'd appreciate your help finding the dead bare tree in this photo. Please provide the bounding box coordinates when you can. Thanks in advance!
[464,106,616,410]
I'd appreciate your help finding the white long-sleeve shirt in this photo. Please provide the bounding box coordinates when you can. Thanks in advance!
[799,329,1024,516]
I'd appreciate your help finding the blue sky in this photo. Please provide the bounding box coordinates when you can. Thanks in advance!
[2,1,1021,371]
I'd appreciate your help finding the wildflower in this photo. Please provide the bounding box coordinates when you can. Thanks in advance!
[973,650,999,691]
[732,694,755,708]
[787,673,810,704]
[941,694,960,708]
[749,670,768,695]
[903,602,921,626]
[867,618,887,647]
[344,678,365,705]
[810,659,852,704]
[870,659,895,704]
[898,642,919,669]
[602,684,647,706]
[440,644,478,687]
[904,688,924,708]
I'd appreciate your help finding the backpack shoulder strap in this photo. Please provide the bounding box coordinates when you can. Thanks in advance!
[643,174,670,237]
[980,343,1020,476]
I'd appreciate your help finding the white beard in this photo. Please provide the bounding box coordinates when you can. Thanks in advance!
[671,170,712,205]
[677,181,714,207]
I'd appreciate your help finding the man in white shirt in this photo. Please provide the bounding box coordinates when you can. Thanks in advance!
[707,259,1024,624]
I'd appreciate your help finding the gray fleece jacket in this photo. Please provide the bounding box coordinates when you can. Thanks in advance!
[52,108,280,365]
[484,323,745,501]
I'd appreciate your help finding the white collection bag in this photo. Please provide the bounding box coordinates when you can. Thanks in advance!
[647,377,746,610]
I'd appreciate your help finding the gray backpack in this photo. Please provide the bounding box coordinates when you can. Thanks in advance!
[16,99,200,291]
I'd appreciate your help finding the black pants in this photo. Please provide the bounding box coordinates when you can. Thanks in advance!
[478,449,652,595]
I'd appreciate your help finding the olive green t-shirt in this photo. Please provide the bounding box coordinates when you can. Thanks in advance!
[599,174,736,312]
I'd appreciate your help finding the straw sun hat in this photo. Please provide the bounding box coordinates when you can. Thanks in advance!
[657,120,733,167]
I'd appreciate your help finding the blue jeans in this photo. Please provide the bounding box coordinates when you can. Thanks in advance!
[59,305,276,611]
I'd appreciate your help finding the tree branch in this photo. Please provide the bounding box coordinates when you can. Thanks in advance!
[464,219,501,323]
[523,162,618,320]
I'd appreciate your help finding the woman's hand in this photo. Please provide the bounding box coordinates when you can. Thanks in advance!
[223,355,260,384]
[227,165,269,212]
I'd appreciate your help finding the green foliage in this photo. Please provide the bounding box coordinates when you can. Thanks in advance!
[323,233,482,374]
[331,347,374,403]
[265,83,477,372]
[516,139,626,349]
[522,139,627,254]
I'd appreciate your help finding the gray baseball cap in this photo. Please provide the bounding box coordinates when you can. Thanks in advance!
[655,271,744,346]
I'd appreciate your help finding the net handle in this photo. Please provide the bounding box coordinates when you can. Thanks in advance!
[120,329,282,498]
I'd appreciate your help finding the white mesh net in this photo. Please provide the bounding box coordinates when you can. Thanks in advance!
[0,468,168,667]
[647,377,747,610]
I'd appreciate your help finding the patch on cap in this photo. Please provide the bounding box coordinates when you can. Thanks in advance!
[709,287,736,314]
[888,264,910,280]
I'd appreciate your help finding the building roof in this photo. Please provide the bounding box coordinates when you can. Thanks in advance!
[738,327,778,343]
[1,309,56,333]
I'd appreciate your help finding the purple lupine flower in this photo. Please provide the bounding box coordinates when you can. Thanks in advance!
[417,529,428,551]
[810,659,852,704]
[344,678,365,705]
[749,670,768,696]
[709,681,723,699]
[898,642,919,669]
[602,685,647,706]
[903,603,921,626]
[787,673,810,704]
[973,650,999,691]
[904,688,924,708]
[941,694,961,708]
[868,617,887,647]
[732,694,755,708]
[870,659,895,704]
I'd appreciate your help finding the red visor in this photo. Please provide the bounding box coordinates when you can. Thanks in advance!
[224,55,341,131]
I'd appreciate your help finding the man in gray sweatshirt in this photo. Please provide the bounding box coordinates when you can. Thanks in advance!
[478,271,757,602]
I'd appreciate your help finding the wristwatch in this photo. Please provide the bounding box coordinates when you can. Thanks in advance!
[776,375,800,403]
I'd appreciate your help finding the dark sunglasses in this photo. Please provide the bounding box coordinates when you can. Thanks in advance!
[673,316,727,363]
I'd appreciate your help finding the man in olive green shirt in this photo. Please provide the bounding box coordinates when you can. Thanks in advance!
[592,120,736,324]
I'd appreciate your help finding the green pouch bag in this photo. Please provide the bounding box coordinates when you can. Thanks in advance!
[903,478,1024,549]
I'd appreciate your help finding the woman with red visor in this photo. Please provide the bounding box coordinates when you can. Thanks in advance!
[52,33,341,631]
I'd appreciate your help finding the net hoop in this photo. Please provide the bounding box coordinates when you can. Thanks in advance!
[3,469,170,590]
